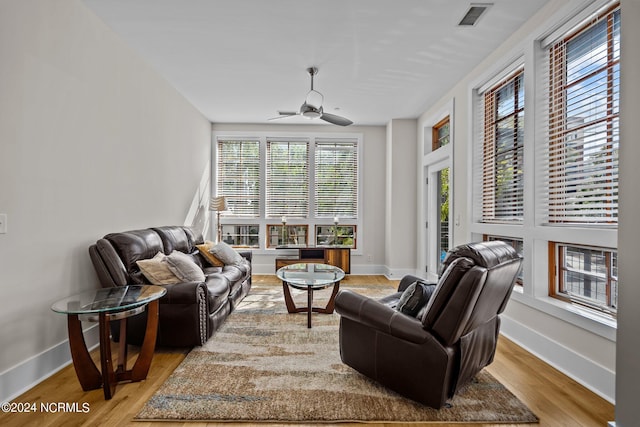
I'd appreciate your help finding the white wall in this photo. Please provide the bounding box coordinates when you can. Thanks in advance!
[0,0,212,401]
[416,0,621,402]
[385,119,418,278]
[615,0,640,424]
[211,123,387,275]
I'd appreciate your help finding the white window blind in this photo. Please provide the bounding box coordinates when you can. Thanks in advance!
[314,139,358,218]
[538,4,620,224]
[477,69,525,223]
[216,139,260,217]
[266,140,309,217]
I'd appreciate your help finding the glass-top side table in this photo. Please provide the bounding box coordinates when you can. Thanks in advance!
[276,263,345,328]
[51,285,166,400]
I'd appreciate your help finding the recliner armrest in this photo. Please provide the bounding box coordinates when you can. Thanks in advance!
[397,274,437,292]
[335,290,430,344]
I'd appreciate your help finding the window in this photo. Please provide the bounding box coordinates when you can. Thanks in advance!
[220,224,260,248]
[215,133,361,250]
[485,235,524,286]
[266,140,309,218]
[432,117,450,151]
[469,2,621,323]
[550,243,617,314]
[314,139,358,218]
[480,69,525,222]
[266,224,309,248]
[216,140,260,217]
[543,4,620,224]
[315,225,357,248]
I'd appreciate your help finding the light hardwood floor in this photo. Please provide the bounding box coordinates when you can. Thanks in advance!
[1,275,614,427]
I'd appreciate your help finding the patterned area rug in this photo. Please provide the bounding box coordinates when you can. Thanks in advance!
[136,279,538,423]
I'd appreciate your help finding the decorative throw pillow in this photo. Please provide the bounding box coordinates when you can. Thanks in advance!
[165,250,206,282]
[196,241,224,267]
[136,252,182,285]
[209,241,245,266]
[396,281,437,318]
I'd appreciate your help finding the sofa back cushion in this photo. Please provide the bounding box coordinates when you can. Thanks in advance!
[152,226,205,268]
[103,229,164,284]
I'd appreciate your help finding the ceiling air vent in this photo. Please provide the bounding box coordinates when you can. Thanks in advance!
[458,3,493,26]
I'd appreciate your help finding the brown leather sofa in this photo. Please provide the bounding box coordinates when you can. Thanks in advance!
[89,225,251,347]
[335,241,522,408]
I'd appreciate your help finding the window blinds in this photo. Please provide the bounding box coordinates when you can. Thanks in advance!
[266,140,309,217]
[478,69,525,223]
[216,139,260,217]
[314,139,358,218]
[538,5,620,224]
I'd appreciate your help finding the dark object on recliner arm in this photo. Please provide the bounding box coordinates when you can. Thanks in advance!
[335,241,522,408]
[89,225,252,347]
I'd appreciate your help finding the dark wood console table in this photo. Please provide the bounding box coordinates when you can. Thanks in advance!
[275,246,351,274]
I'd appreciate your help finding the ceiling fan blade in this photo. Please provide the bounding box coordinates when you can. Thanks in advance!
[320,112,353,126]
[268,111,298,121]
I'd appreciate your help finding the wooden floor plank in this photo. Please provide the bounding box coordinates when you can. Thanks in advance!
[0,275,614,426]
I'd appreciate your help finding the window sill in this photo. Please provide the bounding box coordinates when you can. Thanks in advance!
[509,289,616,341]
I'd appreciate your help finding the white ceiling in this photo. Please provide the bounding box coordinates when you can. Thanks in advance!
[83,0,550,126]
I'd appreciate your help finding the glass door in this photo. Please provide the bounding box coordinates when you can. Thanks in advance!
[425,158,451,281]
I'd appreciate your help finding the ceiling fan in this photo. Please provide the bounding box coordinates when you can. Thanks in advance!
[270,67,353,126]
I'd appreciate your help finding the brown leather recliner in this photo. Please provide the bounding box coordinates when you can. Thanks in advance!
[335,241,522,408]
[89,225,251,347]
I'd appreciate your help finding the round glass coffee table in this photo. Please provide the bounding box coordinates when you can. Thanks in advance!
[51,285,166,399]
[276,263,345,328]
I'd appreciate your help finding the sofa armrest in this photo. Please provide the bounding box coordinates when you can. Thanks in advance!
[335,290,430,344]
[159,281,208,305]
[238,250,252,263]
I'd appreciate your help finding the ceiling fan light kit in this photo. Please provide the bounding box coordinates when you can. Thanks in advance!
[270,67,353,126]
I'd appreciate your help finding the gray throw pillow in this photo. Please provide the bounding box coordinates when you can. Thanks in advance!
[209,241,245,265]
[396,281,437,318]
[165,250,206,282]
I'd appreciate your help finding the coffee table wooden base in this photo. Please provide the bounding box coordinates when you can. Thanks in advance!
[282,281,341,328]
[66,300,159,400]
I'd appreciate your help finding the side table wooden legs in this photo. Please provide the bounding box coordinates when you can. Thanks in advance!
[67,314,102,391]
[66,300,160,400]
[281,281,341,328]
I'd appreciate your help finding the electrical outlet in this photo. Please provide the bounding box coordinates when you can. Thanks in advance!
[0,213,6,234]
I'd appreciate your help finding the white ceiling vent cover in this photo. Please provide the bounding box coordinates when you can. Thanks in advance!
[458,3,493,26]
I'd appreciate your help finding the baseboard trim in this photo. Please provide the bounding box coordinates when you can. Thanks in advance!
[500,315,615,403]
[251,263,387,275]
[0,324,99,403]
[383,267,420,281]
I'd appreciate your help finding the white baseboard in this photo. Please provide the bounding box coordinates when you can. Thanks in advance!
[500,315,615,403]
[383,267,420,281]
[0,324,99,403]
[251,263,387,276]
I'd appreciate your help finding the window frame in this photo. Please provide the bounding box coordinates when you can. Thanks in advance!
[549,242,617,316]
[432,116,450,151]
